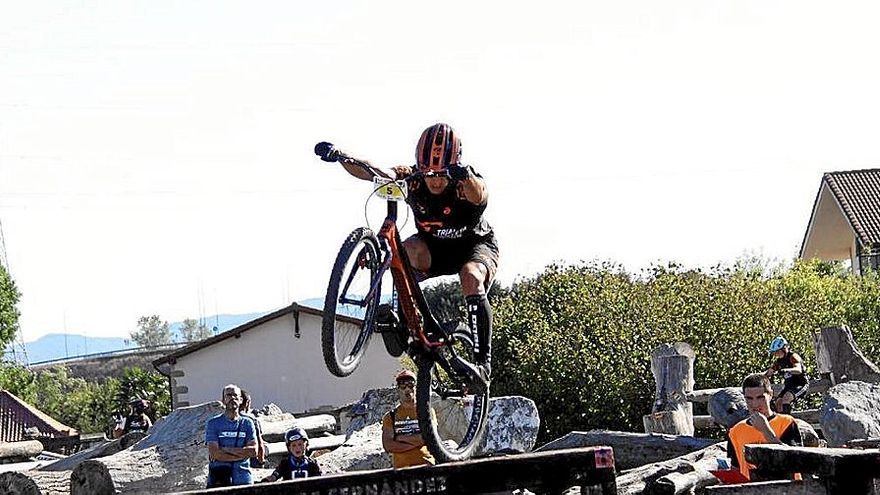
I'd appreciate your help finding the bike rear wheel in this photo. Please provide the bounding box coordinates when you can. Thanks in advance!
[322,227,382,377]
[415,326,491,462]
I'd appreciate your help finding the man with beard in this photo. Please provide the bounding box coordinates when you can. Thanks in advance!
[205,384,258,487]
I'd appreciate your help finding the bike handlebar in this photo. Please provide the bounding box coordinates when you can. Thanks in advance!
[315,141,441,182]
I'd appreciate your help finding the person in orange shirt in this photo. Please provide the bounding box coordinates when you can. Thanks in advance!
[726,373,803,481]
[382,370,435,468]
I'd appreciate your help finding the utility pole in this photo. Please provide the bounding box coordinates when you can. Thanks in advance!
[0,218,28,365]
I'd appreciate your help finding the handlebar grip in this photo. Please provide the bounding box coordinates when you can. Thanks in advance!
[314,141,341,162]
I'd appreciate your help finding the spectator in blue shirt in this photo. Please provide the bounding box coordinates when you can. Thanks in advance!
[205,384,257,487]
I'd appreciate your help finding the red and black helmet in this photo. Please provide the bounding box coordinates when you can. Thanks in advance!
[415,123,462,172]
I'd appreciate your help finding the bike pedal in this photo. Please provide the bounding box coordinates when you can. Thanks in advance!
[375,304,399,333]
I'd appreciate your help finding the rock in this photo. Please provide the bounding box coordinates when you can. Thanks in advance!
[345,388,399,438]
[430,395,540,456]
[317,422,392,474]
[814,325,880,384]
[820,380,880,447]
[794,418,821,448]
[708,387,748,428]
[481,396,540,455]
[255,403,284,416]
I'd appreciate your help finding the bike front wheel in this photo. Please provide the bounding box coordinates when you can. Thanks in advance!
[322,227,382,377]
[415,328,491,463]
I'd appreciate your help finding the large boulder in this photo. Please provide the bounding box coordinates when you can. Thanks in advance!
[345,388,399,438]
[317,422,391,474]
[708,387,748,428]
[481,396,540,454]
[820,380,880,447]
[432,395,540,456]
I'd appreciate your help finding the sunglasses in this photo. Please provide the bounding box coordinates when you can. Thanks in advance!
[397,382,415,390]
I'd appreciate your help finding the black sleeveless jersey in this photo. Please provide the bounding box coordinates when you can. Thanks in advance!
[772,351,808,386]
[404,171,492,240]
[123,414,149,434]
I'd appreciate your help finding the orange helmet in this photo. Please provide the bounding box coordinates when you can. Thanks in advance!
[415,123,461,172]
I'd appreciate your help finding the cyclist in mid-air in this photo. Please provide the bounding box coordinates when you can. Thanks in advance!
[319,123,499,378]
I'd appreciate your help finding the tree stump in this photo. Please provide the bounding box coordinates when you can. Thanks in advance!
[813,325,880,384]
[0,470,71,495]
[644,343,695,436]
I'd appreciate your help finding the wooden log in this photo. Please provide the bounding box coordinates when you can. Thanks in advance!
[0,469,71,495]
[645,343,695,436]
[849,438,880,449]
[0,440,44,461]
[695,410,822,430]
[614,442,727,495]
[263,434,346,464]
[705,478,828,494]
[650,468,718,495]
[259,414,337,443]
[688,379,832,404]
[536,430,716,471]
[745,444,880,495]
[39,431,145,472]
[167,446,618,495]
[813,325,880,384]
[67,401,225,494]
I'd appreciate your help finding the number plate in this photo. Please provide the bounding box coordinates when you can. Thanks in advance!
[373,177,407,201]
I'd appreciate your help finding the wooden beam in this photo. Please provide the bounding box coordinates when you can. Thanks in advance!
[745,444,880,494]
[170,446,618,495]
[705,478,827,494]
[849,438,880,449]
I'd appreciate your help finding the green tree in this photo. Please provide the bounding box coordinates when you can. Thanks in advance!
[114,366,171,420]
[0,265,21,349]
[179,318,212,342]
[131,315,172,348]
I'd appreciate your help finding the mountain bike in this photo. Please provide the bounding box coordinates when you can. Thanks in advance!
[314,141,490,463]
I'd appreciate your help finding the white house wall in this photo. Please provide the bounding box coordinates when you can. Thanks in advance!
[801,183,857,261]
[170,311,400,413]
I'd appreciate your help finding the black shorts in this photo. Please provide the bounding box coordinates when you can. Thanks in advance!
[780,380,809,401]
[411,232,499,287]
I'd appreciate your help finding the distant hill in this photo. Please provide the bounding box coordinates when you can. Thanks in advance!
[4,308,330,365]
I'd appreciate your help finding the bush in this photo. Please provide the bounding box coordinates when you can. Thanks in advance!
[0,364,169,434]
[490,259,880,442]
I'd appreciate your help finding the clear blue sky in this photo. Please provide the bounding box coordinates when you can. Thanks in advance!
[2,1,880,340]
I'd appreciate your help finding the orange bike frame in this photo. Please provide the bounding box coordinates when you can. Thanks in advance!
[377,217,445,350]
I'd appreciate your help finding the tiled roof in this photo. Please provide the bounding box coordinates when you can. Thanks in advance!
[0,390,77,442]
[824,169,880,247]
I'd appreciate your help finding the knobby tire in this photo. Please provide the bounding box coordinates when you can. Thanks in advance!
[321,227,381,377]
[415,342,491,463]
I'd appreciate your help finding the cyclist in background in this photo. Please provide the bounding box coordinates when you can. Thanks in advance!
[321,123,499,378]
[764,336,808,414]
